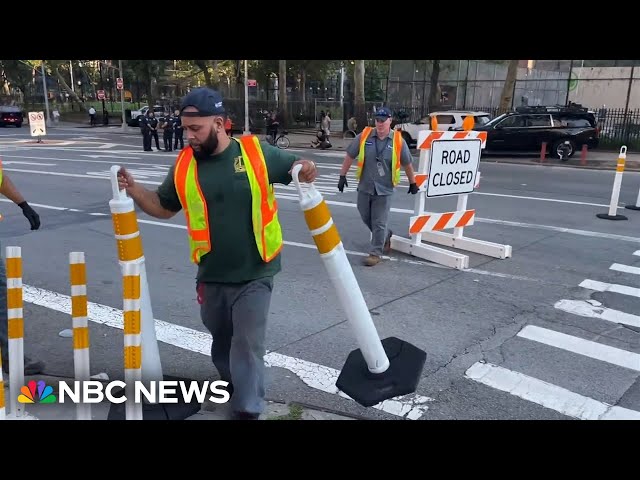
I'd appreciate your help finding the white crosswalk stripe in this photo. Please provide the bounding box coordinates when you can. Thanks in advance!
[465,248,640,420]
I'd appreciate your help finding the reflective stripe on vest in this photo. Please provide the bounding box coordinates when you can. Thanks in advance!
[174,147,211,264]
[355,127,402,186]
[173,137,283,265]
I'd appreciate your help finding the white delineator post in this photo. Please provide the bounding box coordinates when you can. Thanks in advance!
[69,252,92,421]
[0,348,5,420]
[109,165,163,384]
[291,164,389,374]
[5,247,25,417]
[123,262,143,420]
[597,146,628,221]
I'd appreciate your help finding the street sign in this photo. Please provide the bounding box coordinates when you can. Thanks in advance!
[116,78,123,90]
[426,138,481,197]
[28,111,47,138]
[247,79,257,87]
[97,90,106,100]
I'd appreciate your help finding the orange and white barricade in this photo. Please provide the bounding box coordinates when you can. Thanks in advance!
[391,117,512,270]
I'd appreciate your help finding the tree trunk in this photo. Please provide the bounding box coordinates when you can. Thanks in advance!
[278,60,288,124]
[195,60,213,87]
[354,60,366,133]
[53,67,85,111]
[499,60,519,111]
[146,63,154,108]
[427,60,441,110]
[301,69,306,106]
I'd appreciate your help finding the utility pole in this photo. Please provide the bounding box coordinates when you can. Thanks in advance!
[41,61,51,127]
[244,60,250,135]
[119,60,126,130]
[70,60,75,92]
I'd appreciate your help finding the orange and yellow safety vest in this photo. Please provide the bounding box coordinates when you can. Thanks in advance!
[355,127,403,186]
[173,136,283,264]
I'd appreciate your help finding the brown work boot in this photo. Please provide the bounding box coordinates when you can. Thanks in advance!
[363,255,381,266]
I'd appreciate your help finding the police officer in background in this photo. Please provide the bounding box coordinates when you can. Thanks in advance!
[161,111,174,151]
[141,110,152,151]
[173,109,184,150]
[147,111,161,150]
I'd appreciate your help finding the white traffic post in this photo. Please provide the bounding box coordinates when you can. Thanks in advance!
[0,347,5,420]
[69,252,92,420]
[291,164,389,374]
[597,146,628,221]
[5,246,25,417]
[122,262,143,420]
[624,163,640,211]
[109,166,163,384]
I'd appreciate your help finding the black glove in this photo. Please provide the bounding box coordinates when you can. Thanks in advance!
[408,183,419,194]
[18,201,40,230]
[338,175,348,192]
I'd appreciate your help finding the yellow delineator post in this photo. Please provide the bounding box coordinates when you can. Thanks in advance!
[6,246,25,417]
[69,252,91,421]
[123,262,143,420]
[0,348,5,420]
[597,146,628,221]
[291,165,426,408]
[109,165,163,384]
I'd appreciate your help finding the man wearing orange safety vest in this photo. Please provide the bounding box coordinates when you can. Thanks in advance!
[0,164,43,375]
[117,88,317,420]
[338,107,417,266]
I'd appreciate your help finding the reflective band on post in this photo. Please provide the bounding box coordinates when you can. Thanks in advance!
[124,310,141,335]
[71,296,88,317]
[6,258,21,278]
[70,263,87,286]
[73,327,90,349]
[304,200,332,231]
[7,319,23,339]
[313,223,341,254]
[124,346,142,369]
[117,236,143,261]
[7,288,22,310]
[112,211,140,236]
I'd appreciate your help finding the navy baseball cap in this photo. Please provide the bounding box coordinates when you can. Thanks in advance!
[180,87,225,117]
[374,106,392,119]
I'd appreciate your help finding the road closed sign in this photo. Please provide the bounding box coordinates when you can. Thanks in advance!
[427,138,481,197]
[29,111,47,137]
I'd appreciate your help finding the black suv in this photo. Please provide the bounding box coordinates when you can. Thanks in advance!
[468,105,599,158]
[0,106,23,128]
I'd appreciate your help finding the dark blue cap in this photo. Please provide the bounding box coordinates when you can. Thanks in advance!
[374,106,392,119]
[180,87,225,116]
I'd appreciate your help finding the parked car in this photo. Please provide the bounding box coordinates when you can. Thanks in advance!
[0,106,23,128]
[394,110,491,147]
[127,105,166,127]
[464,105,599,158]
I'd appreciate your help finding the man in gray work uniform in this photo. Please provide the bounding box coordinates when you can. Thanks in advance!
[338,107,417,266]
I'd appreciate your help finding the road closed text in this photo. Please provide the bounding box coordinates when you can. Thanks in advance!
[427,138,482,197]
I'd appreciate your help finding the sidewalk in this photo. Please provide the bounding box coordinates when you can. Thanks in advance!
[2,374,357,421]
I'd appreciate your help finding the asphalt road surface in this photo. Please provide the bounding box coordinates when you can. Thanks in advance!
[1,125,639,420]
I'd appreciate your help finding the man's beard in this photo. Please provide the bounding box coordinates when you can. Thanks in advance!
[192,131,219,160]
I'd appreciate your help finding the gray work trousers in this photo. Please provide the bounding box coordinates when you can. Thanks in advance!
[357,191,393,256]
[199,277,273,415]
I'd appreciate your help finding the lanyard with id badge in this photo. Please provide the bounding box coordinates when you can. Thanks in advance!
[374,136,389,177]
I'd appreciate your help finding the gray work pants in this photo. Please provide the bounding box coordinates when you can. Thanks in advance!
[199,277,273,415]
[357,191,393,256]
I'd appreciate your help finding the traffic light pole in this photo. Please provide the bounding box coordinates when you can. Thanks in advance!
[119,60,126,130]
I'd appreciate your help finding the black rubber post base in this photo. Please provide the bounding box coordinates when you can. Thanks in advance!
[335,337,427,408]
[107,375,202,420]
[624,205,640,211]
[596,213,628,220]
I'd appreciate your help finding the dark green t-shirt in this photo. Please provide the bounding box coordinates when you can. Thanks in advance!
[157,139,300,283]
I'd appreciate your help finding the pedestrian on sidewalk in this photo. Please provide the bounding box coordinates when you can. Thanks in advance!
[117,87,318,420]
[337,107,418,266]
[0,166,43,375]
[88,106,96,126]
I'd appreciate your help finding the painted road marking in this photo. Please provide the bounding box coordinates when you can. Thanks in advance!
[465,362,640,420]
[554,299,640,329]
[580,279,640,298]
[517,325,640,372]
[610,263,640,276]
[22,284,431,420]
